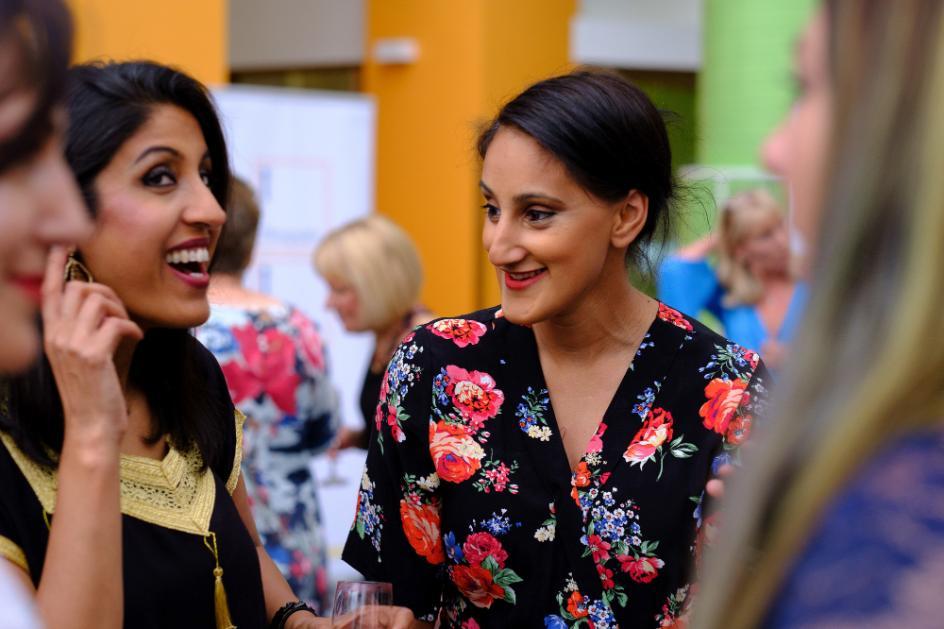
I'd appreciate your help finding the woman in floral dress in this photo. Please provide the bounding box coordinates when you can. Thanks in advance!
[197,178,340,612]
[342,71,770,628]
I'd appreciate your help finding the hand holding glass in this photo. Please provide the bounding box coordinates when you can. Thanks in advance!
[331,581,393,628]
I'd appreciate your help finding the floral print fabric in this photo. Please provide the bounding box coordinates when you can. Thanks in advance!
[197,304,339,611]
[343,304,769,627]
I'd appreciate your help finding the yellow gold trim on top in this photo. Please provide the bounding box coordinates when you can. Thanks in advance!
[0,535,27,573]
[226,409,245,495]
[0,432,216,536]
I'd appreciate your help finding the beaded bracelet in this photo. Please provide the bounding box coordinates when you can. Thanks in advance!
[269,600,318,628]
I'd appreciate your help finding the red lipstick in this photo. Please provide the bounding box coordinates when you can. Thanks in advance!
[503,269,547,291]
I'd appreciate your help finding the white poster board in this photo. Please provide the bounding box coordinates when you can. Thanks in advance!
[213,85,373,583]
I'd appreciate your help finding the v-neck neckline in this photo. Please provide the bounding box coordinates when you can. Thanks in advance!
[496,306,691,602]
[503,306,687,484]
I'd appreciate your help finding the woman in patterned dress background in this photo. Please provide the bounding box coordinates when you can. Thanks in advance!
[197,177,340,613]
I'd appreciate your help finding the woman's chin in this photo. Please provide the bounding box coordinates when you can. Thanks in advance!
[499,300,546,327]
[135,304,211,331]
[0,323,40,374]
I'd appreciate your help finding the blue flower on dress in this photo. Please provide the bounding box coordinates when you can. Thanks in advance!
[588,600,616,627]
[444,531,464,563]
[544,615,568,629]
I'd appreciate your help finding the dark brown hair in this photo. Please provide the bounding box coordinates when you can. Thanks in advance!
[0,0,72,173]
[212,177,261,275]
[477,69,675,267]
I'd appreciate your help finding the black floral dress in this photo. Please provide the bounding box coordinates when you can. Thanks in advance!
[342,304,769,628]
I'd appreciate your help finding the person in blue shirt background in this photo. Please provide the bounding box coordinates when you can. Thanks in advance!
[658,188,807,370]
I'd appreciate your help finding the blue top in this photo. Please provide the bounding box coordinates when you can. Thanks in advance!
[766,429,944,627]
[657,257,808,354]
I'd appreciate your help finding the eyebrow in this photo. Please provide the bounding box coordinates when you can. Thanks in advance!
[134,146,180,164]
[479,181,565,205]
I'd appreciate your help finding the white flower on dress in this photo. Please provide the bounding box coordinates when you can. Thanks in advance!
[416,473,441,492]
[527,425,553,442]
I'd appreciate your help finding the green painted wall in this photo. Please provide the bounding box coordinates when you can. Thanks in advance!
[698,0,818,165]
[621,70,698,171]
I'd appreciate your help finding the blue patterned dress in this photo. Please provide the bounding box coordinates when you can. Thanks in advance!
[197,303,340,612]
[766,429,944,628]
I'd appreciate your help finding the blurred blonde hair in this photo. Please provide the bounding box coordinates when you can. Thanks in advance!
[716,189,788,306]
[695,1,944,627]
[313,215,423,331]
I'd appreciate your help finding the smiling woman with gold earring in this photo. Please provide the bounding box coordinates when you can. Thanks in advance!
[0,61,325,628]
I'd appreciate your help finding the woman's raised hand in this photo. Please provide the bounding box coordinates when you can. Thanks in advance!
[41,246,143,448]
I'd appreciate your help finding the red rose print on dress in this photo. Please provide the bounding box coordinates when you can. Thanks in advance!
[724,411,752,446]
[429,318,488,348]
[451,565,507,609]
[618,555,665,584]
[429,420,485,483]
[400,499,445,564]
[221,323,300,414]
[444,366,504,427]
[587,422,607,454]
[624,408,697,480]
[462,532,509,568]
[658,303,694,332]
[624,409,674,464]
[699,378,749,436]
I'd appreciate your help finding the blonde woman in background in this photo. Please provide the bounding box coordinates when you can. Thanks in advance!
[658,189,806,370]
[694,1,944,627]
[314,215,432,452]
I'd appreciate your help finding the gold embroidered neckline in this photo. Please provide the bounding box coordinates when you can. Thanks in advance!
[0,410,245,537]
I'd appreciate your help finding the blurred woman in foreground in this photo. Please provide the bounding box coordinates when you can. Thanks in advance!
[0,0,90,626]
[695,1,944,627]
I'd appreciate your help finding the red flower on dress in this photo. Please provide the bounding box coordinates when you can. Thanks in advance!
[428,420,485,483]
[618,555,665,583]
[699,378,749,436]
[400,499,445,564]
[221,324,300,414]
[288,308,325,370]
[566,591,589,618]
[624,408,674,464]
[444,366,504,426]
[462,532,508,568]
[383,405,405,442]
[597,564,616,590]
[724,411,752,446]
[740,347,760,370]
[587,422,607,454]
[584,533,612,564]
[658,303,694,332]
[428,318,488,348]
[451,565,505,609]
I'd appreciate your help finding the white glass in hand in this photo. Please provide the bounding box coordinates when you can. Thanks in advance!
[331,580,393,628]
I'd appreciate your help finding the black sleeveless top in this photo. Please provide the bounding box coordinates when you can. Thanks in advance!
[0,340,267,628]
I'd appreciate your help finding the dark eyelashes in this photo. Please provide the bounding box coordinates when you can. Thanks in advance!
[141,164,213,187]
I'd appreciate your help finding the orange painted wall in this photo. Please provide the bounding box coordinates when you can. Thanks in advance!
[67,0,227,86]
[365,0,575,316]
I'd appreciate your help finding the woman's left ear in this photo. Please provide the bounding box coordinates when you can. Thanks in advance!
[611,190,649,248]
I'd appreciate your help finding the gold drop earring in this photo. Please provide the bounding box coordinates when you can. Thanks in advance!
[64,252,94,283]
